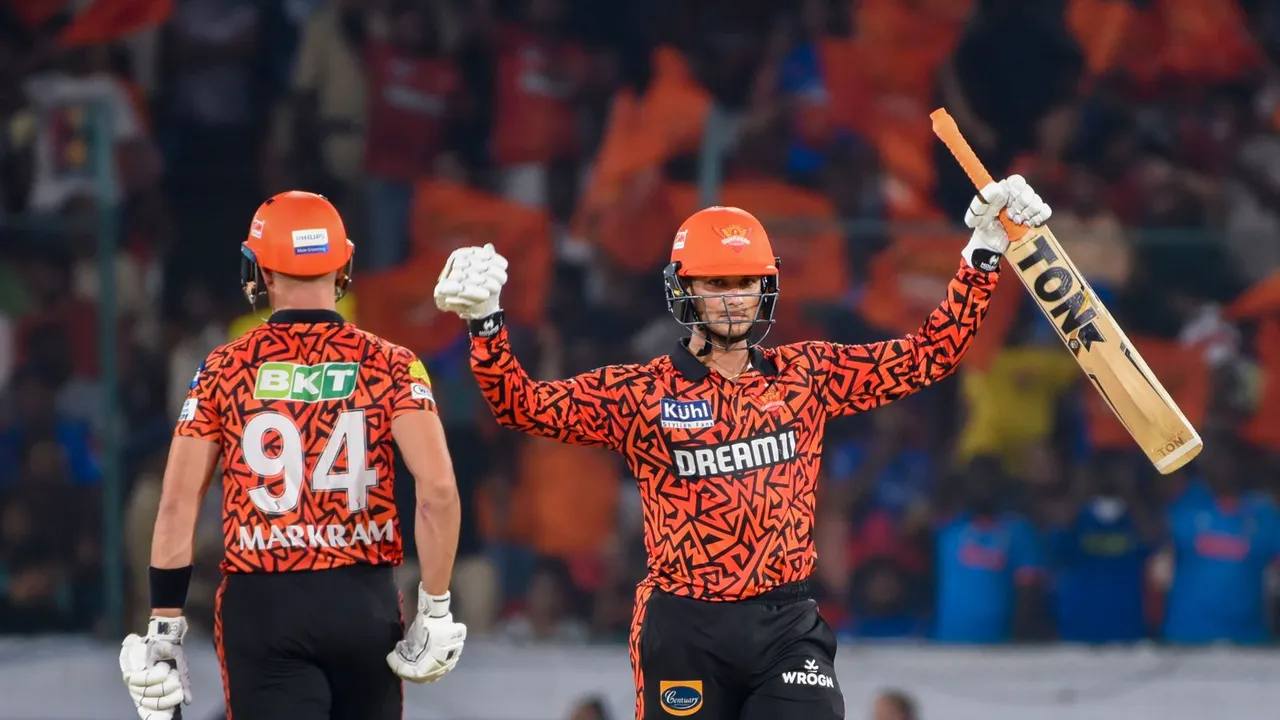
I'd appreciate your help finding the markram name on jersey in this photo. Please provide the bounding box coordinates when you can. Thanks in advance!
[254,362,359,402]
[237,519,396,551]
[672,427,799,479]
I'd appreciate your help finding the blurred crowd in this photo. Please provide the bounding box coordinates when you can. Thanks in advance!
[3,0,1280,652]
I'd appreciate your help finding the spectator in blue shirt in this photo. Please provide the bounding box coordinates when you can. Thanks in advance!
[774,0,854,181]
[1050,451,1153,643]
[0,366,100,488]
[934,457,1046,643]
[1163,438,1280,645]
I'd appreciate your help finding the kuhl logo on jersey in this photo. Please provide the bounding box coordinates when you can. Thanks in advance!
[253,362,359,402]
[661,398,714,429]
[672,427,799,478]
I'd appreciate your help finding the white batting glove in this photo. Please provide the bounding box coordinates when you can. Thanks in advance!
[961,174,1052,272]
[119,616,192,720]
[387,587,467,684]
[433,243,509,319]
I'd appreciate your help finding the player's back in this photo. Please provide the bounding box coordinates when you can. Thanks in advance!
[176,309,436,574]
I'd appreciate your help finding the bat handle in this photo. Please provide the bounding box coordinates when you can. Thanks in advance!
[930,108,1028,242]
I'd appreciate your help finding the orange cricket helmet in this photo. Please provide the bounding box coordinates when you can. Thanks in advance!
[240,191,355,304]
[668,205,779,277]
[663,206,781,349]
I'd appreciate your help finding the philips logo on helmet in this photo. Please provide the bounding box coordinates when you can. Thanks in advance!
[292,228,330,255]
[661,398,714,429]
[714,224,751,253]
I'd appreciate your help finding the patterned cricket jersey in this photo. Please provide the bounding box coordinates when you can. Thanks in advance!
[471,264,998,601]
[175,309,437,574]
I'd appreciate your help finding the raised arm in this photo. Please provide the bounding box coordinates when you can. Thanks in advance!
[435,243,638,450]
[816,263,998,416]
[818,174,1052,416]
[470,319,636,449]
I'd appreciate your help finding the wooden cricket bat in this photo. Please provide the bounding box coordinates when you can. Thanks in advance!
[931,108,1203,474]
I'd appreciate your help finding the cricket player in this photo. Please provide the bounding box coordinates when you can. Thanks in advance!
[118,191,467,720]
[435,175,1050,719]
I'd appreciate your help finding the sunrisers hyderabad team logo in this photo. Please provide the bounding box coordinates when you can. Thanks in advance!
[660,681,704,716]
[714,224,751,253]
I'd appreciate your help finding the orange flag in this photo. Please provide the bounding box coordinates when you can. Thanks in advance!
[1244,318,1280,450]
[357,180,553,360]
[59,0,172,46]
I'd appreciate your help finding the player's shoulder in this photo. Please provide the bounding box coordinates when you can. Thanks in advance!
[201,330,262,371]
[761,341,832,370]
[574,359,655,385]
[343,326,423,371]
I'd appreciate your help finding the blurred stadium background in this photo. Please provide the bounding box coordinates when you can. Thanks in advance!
[3,0,1280,718]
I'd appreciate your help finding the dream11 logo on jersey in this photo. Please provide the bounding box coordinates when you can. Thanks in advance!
[669,427,800,479]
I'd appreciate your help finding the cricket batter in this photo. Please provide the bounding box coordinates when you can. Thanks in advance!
[118,191,468,720]
[435,174,1050,719]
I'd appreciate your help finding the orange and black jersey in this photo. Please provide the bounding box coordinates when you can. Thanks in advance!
[176,309,437,574]
[472,263,998,601]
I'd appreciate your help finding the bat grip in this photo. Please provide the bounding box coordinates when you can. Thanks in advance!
[930,109,1027,241]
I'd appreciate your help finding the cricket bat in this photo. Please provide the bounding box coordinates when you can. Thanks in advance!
[931,108,1203,474]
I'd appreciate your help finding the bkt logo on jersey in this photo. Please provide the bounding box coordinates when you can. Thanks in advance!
[254,362,359,402]
[661,398,715,429]
[673,427,798,478]
[781,658,835,688]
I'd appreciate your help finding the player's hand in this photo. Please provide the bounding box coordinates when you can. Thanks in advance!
[961,174,1052,271]
[119,616,193,720]
[433,243,509,319]
[387,586,467,684]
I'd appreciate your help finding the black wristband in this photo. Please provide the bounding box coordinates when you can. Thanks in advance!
[149,565,193,610]
[468,311,506,338]
[969,248,1002,273]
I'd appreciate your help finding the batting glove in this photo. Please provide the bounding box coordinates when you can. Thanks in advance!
[387,586,467,684]
[119,616,192,720]
[433,243,509,319]
[961,174,1052,272]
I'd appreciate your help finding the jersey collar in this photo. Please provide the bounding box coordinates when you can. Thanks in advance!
[268,309,346,324]
[671,338,778,381]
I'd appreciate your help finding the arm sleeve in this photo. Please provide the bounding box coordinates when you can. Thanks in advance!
[470,325,636,450]
[387,345,439,417]
[174,350,225,442]
[815,263,998,416]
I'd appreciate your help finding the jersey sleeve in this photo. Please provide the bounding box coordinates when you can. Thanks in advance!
[174,349,225,441]
[814,263,998,416]
[470,324,636,450]
[388,345,439,417]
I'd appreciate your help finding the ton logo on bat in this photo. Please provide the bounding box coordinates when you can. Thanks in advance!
[1015,235,1105,355]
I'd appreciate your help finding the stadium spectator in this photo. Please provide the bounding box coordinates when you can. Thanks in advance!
[1049,451,1155,643]
[872,689,919,720]
[1162,435,1280,644]
[933,458,1048,643]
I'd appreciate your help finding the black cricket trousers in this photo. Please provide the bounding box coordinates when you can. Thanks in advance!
[214,564,403,720]
[634,579,845,720]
